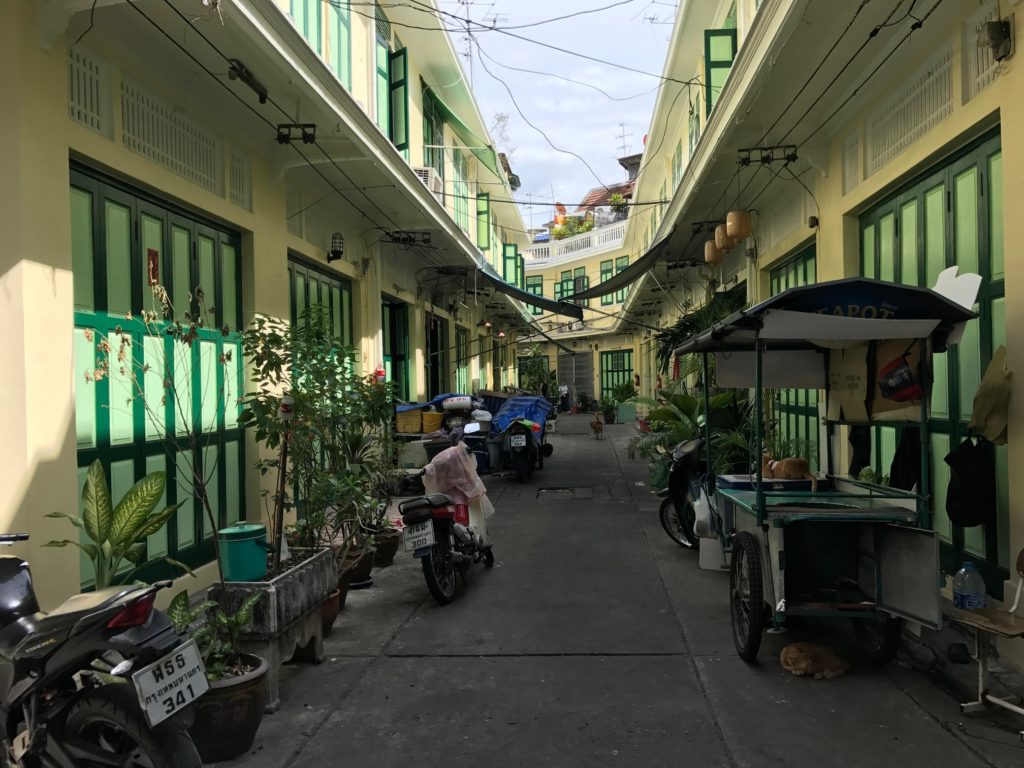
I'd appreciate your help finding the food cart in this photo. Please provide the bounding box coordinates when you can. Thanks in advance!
[672,271,980,663]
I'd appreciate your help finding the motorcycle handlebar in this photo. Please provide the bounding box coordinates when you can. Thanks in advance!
[0,533,29,544]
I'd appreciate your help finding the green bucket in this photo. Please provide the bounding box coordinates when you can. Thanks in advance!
[218,523,269,582]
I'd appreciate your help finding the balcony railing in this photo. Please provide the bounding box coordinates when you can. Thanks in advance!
[523,220,627,266]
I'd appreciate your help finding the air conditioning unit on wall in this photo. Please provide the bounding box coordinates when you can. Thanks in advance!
[413,167,444,205]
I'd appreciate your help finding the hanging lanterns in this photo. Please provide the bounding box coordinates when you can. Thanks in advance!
[726,210,752,241]
[715,224,738,252]
[704,240,724,265]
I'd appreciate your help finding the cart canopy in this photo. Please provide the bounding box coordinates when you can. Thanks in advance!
[673,272,977,357]
[491,396,553,434]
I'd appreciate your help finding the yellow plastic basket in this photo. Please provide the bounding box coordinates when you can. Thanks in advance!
[422,412,445,432]
[395,410,422,434]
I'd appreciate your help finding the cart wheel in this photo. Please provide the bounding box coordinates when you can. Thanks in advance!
[730,532,765,662]
[852,615,903,664]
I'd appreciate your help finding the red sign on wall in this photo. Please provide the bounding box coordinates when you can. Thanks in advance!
[147,248,159,286]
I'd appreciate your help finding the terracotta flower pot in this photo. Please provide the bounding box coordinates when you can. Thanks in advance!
[373,529,402,567]
[321,588,341,636]
[188,654,268,763]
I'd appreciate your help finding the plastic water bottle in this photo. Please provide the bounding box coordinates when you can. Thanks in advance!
[952,562,986,609]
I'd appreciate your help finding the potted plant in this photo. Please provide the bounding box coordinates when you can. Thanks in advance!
[168,590,268,763]
[612,382,638,425]
[600,396,618,424]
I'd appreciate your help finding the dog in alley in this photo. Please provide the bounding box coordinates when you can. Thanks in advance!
[591,416,603,439]
[762,453,817,491]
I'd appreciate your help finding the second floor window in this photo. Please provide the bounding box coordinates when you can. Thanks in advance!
[453,150,469,232]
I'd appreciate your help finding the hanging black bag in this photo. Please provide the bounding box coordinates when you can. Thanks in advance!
[944,437,996,528]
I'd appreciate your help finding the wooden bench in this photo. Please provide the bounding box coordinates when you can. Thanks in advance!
[943,548,1024,742]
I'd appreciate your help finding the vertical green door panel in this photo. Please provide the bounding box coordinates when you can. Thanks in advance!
[71,187,95,311]
[989,152,1003,279]
[294,273,307,321]
[957,319,981,419]
[202,444,219,540]
[198,235,216,315]
[878,213,895,282]
[105,201,132,315]
[225,441,241,525]
[141,215,162,309]
[143,335,166,440]
[899,200,919,285]
[110,459,136,576]
[175,451,196,548]
[930,352,949,419]
[389,48,409,150]
[861,224,875,278]
[331,285,342,340]
[931,432,952,544]
[200,341,218,433]
[174,344,194,437]
[172,226,191,316]
[221,244,237,329]
[74,330,96,448]
[953,168,979,275]
[924,185,946,286]
[224,341,242,429]
[108,335,134,445]
[145,453,169,559]
[77,464,93,586]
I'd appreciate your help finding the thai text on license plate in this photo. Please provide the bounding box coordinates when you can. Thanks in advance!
[131,639,210,728]
[510,434,527,447]
[404,521,436,551]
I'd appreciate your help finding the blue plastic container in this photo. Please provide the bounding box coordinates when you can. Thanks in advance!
[218,523,269,582]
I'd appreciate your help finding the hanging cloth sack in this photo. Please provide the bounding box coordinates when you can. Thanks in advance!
[968,345,1012,445]
[944,436,996,528]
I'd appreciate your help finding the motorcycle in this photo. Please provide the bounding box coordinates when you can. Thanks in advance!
[492,396,554,483]
[506,419,542,482]
[0,533,205,768]
[655,438,705,550]
[400,423,495,605]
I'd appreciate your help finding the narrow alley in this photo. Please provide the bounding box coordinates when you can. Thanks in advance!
[225,417,1023,768]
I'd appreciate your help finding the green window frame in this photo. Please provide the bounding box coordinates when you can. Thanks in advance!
[422,87,445,181]
[600,259,614,305]
[453,150,469,232]
[553,270,573,303]
[374,4,391,135]
[859,130,1006,595]
[615,256,630,304]
[525,275,544,316]
[328,1,351,89]
[389,48,409,151]
[476,193,490,251]
[688,96,702,156]
[600,350,633,400]
[502,243,518,284]
[288,257,353,346]
[768,246,818,469]
[572,266,590,308]
[704,28,737,115]
[455,326,470,394]
[70,167,244,583]
[673,141,683,188]
[290,0,321,54]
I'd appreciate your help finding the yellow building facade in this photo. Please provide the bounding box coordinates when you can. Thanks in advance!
[2,0,534,607]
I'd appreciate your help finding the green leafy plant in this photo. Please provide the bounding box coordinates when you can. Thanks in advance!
[45,460,185,589]
[599,396,618,414]
[608,193,629,217]
[168,589,263,681]
[610,382,637,403]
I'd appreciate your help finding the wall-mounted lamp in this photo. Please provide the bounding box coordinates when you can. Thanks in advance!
[497,330,506,338]
[981,19,1013,62]
[328,232,344,263]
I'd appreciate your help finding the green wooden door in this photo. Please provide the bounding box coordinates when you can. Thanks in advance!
[600,350,633,400]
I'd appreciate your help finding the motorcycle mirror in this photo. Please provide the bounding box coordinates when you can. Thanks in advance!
[464,422,481,434]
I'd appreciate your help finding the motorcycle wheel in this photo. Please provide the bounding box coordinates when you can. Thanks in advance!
[422,546,457,605]
[62,685,201,768]
[659,496,700,550]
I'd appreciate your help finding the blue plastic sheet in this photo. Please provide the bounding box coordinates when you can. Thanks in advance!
[491,396,554,435]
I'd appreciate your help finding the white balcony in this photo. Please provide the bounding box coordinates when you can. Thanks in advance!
[523,220,627,268]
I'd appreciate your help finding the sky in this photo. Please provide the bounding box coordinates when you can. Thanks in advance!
[437,0,675,231]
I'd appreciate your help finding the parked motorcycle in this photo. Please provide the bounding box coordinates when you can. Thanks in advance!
[492,396,554,483]
[506,418,542,482]
[400,424,495,604]
[655,438,705,550]
[0,533,205,767]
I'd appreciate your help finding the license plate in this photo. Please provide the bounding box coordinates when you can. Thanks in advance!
[131,639,209,728]
[511,434,527,447]
[404,521,435,551]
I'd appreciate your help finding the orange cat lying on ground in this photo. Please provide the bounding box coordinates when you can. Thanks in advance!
[761,454,817,492]
[780,641,849,680]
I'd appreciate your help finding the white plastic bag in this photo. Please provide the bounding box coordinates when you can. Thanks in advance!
[692,489,715,539]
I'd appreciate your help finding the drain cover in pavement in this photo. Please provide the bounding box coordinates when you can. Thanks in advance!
[536,487,593,500]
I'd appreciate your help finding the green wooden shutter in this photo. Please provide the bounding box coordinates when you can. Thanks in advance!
[389,48,409,150]
[476,193,490,250]
[705,29,738,114]
[503,243,517,283]
[516,253,525,290]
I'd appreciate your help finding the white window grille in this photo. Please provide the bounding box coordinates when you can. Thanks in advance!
[842,134,859,195]
[228,149,252,211]
[864,44,953,177]
[964,2,1001,102]
[121,77,222,194]
[68,47,111,137]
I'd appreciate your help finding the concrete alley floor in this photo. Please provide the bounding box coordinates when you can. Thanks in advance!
[221,415,1024,768]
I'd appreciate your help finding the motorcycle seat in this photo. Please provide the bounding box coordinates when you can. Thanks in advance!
[399,494,451,514]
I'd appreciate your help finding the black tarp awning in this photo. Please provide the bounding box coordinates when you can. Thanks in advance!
[564,227,680,302]
[478,269,584,320]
